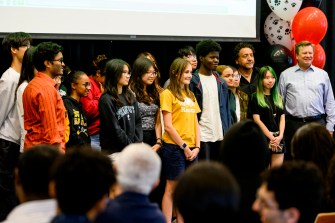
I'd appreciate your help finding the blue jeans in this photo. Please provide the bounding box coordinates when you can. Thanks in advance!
[90,134,101,151]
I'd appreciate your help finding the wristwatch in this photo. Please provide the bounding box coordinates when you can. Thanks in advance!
[180,143,187,150]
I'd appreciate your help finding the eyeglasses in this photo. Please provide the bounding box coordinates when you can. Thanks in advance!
[51,58,64,64]
[223,74,241,79]
[122,71,131,77]
[146,71,158,77]
[76,82,91,88]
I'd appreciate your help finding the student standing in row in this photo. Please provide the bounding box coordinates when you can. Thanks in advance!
[16,47,36,153]
[80,55,108,150]
[0,31,32,220]
[189,39,230,161]
[249,66,285,167]
[62,71,91,150]
[23,41,66,152]
[160,58,200,223]
[99,59,142,155]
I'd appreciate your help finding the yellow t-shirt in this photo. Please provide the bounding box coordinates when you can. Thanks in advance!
[160,89,201,147]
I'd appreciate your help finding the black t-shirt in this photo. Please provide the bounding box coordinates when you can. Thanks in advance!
[249,94,284,132]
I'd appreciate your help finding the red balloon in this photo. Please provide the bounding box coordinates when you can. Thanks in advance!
[292,7,328,44]
[313,44,326,69]
[290,44,326,69]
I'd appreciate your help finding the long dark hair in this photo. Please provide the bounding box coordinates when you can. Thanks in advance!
[129,57,160,105]
[15,46,35,101]
[104,59,135,107]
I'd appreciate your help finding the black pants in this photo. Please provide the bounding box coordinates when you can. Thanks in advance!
[0,138,20,221]
[198,141,223,161]
[143,130,165,209]
[284,118,326,160]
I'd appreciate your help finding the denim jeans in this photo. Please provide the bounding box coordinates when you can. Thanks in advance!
[90,134,101,151]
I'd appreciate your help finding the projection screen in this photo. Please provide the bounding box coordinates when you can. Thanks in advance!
[0,0,260,41]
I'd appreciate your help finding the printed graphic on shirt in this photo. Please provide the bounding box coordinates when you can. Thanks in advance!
[180,98,196,113]
[117,106,134,121]
[73,110,87,126]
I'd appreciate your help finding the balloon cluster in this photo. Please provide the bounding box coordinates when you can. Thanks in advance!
[264,0,327,70]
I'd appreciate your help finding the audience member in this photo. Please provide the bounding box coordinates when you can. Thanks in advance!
[163,45,198,88]
[249,66,285,167]
[173,161,240,223]
[99,59,143,154]
[50,146,116,223]
[217,65,248,123]
[23,41,66,151]
[62,71,91,149]
[0,31,32,220]
[189,39,230,161]
[291,122,335,179]
[279,41,335,160]
[80,54,108,150]
[15,46,36,152]
[95,143,165,223]
[160,58,200,223]
[1,145,62,223]
[252,161,324,223]
[326,154,335,211]
[220,120,270,223]
[234,42,260,96]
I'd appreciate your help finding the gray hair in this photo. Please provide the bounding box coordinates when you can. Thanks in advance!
[116,143,161,195]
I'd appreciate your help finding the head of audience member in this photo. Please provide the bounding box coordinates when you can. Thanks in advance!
[177,45,197,70]
[173,161,240,223]
[15,145,62,203]
[66,70,91,101]
[220,120,270,176]
[2,32,32,67]
[234,42,255,72]
[295,41,314,71]
[17,46,37,88]
[252,161,324,223]
[216,65,240,91]
[326,154,335,210]
[51,145,116,220]
[129,57,160,105]
[33,42,64,79]
[291,122,335,179]
[115,143,161,195]
[196,39,221,72]
[168,58,195,102]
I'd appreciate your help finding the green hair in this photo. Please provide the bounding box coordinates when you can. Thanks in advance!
[256,66,283,109]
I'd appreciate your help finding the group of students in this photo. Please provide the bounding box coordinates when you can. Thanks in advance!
[2,30,335,223]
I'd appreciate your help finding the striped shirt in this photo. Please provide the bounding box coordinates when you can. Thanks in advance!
[23,72,66,151]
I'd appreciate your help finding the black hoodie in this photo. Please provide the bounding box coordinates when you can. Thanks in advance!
[62,96,91,149]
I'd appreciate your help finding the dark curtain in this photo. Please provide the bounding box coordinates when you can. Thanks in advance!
[320,0,335,90]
